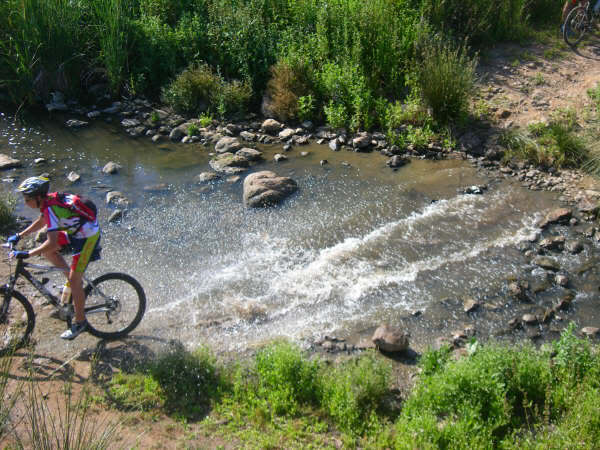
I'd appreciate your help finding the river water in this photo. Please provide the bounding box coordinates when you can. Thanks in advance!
[2,112,598,354]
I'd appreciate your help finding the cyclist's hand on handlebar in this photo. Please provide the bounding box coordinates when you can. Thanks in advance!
[7,234,20,245]
[9,250,29,259]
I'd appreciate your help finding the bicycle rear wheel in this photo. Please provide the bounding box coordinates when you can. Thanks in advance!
[0,288,35,356]
[564,6,589,46]
[84,273,146,340]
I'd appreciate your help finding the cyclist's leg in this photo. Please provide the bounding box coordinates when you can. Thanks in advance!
[41,231,70,273]
[68,233,101,323]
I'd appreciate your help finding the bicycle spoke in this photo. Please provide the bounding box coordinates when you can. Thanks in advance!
[0,295,34,355]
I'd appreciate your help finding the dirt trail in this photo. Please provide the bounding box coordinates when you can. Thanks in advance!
[2,39,600,449]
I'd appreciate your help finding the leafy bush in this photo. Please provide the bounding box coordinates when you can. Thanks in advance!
[265,60,314,122]
[162,64,251,118]
[247,341,322,417]
[146,346,225,418]
[415,34,477,124]
[322,352,391,434]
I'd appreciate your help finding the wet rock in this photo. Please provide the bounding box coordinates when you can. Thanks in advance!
[300,151,309,157]
[151,134,162,143]
[302,120,314,130]
[34,158,47,165]
[274,153,288,162]
[197,172,220,183]
[294,135,310,145]
[209,153,249,174]
[226,176,241,184]
[279,128,295,140]
[66,119,88,128]
[240,131,256,142]
[554,274,569,287]
[387,155,410,168]
[460,185,487,195]
[508,317,522,330]
[565,240,583,254]
[577,197,600,216]
[463,298,480,313]
[554,293,574,311]
[215,136,242,154]
[236,148,263,161]
[127,126,146,137]
[106,191,128,206]
[121,118,140,128]
[102,162,122,175]
[261,119,283,135]
[352,134,371,150]
[533,256,560,271]
[522,314,538,324]
[243,170,298,208]
[372,325,409,353]
[581,327,600,337]
[46,92,68,112]
[67,172,80,183]
[143,183,169,193]
[537,208,572,228]
[320,160,328,166]
[542,308,555,323]
[283,144,292,152]
[108,209,124,223]
[169,126,187,142]
[328,139,340,151]
[0,154,22,170]
[355,338,376,350]
[508,281,529,301]
[539,235,565,252]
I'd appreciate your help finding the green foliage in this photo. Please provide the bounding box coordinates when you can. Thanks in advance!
[397,343,553,446]
[0,193,16,234]
[415,34,478,124]
[187,124,200,136]
[321,352,391,434]
[265,60,314,122]
[162,64,251,118]
[502,109,587,169]
[297,95,315,122]
[253,341,322,416]
[108,372,164,411]
[419,345,452,377]
[323,101,348,130]
[146,346,225,419]
[198,112,213,127]
[587,82,600,112]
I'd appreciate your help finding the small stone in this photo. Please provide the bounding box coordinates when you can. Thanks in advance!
[108,209,124,223]
[34,158,47,165]
[372,324,409,353]
[300,151,309,157]
[102,162,122,175]
[274,153,288,162]
[554,274,568,286]
[320,160,328,166]
[581,327,600,337]
[463,298,480,313]
[522,314,538,324]
[67,171,80,183]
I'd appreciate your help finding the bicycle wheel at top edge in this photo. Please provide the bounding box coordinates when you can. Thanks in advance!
[564,6,589,47]
[84,273,146,340]
[0,287,35,356]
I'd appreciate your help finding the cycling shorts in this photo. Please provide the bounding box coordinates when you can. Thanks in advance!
[57,231,101,273]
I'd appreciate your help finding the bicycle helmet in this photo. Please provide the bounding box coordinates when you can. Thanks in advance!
[17,176,50,196]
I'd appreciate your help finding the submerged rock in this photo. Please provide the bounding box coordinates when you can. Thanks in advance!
[0,154,22,170]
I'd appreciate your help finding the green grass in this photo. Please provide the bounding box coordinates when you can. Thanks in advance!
[0,193,17,235]
[84,327,600,447]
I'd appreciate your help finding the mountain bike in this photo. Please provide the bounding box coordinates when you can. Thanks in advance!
[0,242,146,356]
[563,0,599,47]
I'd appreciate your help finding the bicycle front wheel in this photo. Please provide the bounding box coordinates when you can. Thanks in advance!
[0,287,35,356]
[564,6,589,46]
[84,273,146,340]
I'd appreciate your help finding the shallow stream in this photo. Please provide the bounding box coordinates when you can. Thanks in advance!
[2,112,599,354]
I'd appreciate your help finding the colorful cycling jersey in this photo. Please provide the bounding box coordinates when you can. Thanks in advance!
[42,196,100,239]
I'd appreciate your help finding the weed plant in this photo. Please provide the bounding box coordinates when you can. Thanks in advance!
[0,193,17,235]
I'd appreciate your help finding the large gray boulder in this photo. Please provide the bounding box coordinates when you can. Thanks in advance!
[243,171,298,207]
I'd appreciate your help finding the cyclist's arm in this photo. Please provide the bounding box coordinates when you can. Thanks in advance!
[28,230,61,258]
[16,214,46,239]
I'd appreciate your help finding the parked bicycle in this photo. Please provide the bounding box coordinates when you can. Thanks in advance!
[0,242,146,355]
[563,0,599,46]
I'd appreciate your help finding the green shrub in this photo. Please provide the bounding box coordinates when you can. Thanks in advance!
[265,60,314,122]
[252,341,322,417]
[198,112,213,127]
[216,78,252,119]
[0,193,16,234]
[398,343,553,444]
[323,101,348,129]
[107,372,164,411]
[146,346,225,419]
[187,124,199,136]
[161,64,220,115]
[415,34,477,124]
[297,95,316,122]
[322,352,391,434]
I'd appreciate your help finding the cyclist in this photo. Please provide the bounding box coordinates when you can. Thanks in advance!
[7,176,101,340]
